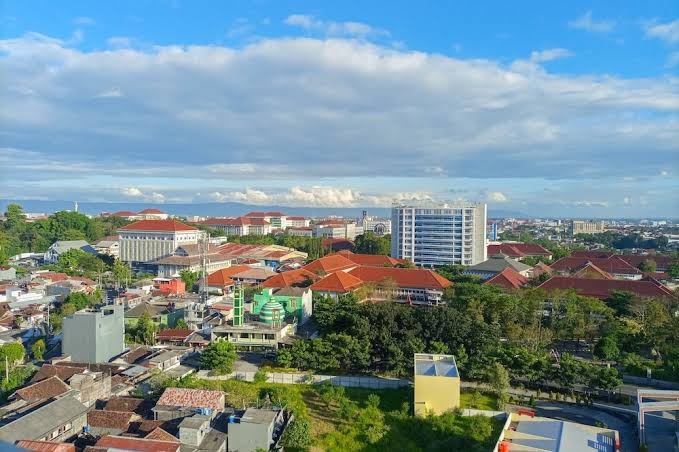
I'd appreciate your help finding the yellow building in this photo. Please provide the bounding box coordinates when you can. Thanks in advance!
[413,353,460,416]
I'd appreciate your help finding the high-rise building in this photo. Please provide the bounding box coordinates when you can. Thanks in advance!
[571,220,605,235]
[391,202,487,267]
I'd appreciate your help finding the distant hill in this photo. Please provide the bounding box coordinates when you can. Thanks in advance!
[0,199,529,219]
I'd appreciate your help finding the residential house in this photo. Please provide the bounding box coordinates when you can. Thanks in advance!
[148,350,184,371]
[9,376,71,407]
[43,240,97,264]
[93,235,119,258]
[484,268,529,290]
[124,302,184,329]
[15,440,75,451]
[464,254,532,280]
[155,328,194,346]
[86,409,137,436]
[0,394,88,444]
[228,408,286,452]
[94,435,181,452]
[62,306,125,363]
[0,266,17,281]
[153,277,186,295]
[153,388,225,421]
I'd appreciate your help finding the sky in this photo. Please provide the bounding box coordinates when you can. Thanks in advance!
[0,1,678,218]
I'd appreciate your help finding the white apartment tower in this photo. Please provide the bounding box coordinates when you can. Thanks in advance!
[391,203,487,267]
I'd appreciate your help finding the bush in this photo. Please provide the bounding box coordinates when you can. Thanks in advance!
[253,369,268,384]
[282,416,312,449]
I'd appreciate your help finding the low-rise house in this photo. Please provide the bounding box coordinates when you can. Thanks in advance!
[148,349,184,371]
[43,240,97,264]
[464,254,532,280]
[179,414,227,451]
[153,277,186,295]
[227,408,286,452]
[0,266,17,281]
[550,256,643,280]
[15,440,75,451]
[86,410,137,436]
[93,235,120,258]
[538,276,674,300]
[10,376,71,404]
[487,242,552,261]
[94,435,181,452]
[156,328,194,346]
[153,388,225,421]
[62,305,125,364]
[104,396,154,416]
[484,268,529,290]
[0,394,88,444]
[528,261,552,278]
[124,302,184,329]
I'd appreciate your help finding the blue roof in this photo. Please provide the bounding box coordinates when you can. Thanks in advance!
[415,360,459,377]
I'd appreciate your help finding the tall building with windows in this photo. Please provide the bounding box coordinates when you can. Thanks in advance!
[571,220,605,236]
[118,219,201,267]
[391,202,487,267]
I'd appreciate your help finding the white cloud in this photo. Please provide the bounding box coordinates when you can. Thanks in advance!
[94,88,123,98]
[660,170,669,176]
[107,36,132,48]
[529,48,573,63]
[487,191,508,202]
[73,17,95,26]
[571,200,610,208]
[645,19,679,44]
[216,188,270,204]
[623,197,631,205]
[284,14,389,38]
[569,11,616,33]
[121,187,144,197]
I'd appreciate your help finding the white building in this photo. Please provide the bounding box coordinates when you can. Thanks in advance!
[286,216,310,228]
[201,217,272,236]
[244,211,288,229]
[391,202,487,267]
[93,236,120,258]
[313,222,358,240]
[117,219,201,266]
[360,211,391,236]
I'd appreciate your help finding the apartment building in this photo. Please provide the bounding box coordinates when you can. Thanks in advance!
[391,203,487,267]
[287,216,310,227]
[245,211,288,229]
[62,305,125,363]
[313,221,358,240]
[118,219,201,267]
[572,220,605,235]
[200,217,272,236]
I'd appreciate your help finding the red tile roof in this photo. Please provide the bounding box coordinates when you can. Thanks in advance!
[87,410,135,430]
[484,268,529,290]
[13,376,70,402]
[488,243,551,258]
[145,427,179,442]
[119,219,196,232]
[334,250,404,267]
[261,269,319,288]
[617,254,672,271]
[348,266,452,290]
[30,364,86,383]
[570,250,615,259]
[110,210,137,217]
[303,254,357,274]
[573,262,614,280]
[156,328,193,341]
[15,441,75,452]
[95,436,180,452]
[138,208,165,214]
[310,271,364,293]
[104,397,150,414]
[538,276,674,299]
[207,265,253,286]
[202,216,269,226]
[156,387,224,411]
[550,257,641,275]
[34,272,69,282]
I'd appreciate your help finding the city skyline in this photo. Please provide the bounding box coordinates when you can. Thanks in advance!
[1,1,677,217]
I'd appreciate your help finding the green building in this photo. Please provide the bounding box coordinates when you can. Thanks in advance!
[253,287,312,324]
[124,302,184,329]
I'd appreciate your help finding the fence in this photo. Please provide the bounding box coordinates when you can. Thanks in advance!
[622,374,679,390]
[195,370,410,389]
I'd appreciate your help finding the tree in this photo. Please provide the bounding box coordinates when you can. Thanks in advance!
[589,366,622,391]
[667,254,679,279]
[593,335,620,361]
[281,416,312,449]
[253,369,268,384]
[606,291,635,317]
[487,362,510,408]
[201,341,238,375]
[135,312,157,345]
[175,319,189,329]
[0,342,25,368]
[180,269,199,292]
[31,339,46,361]
[354,232,390,255]
[638,259,657,273]
[112,259,131,288]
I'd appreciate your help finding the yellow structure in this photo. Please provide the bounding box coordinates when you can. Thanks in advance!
[413,353,460,416]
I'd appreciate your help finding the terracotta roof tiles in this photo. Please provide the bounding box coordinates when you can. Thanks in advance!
[261,268,319,288]
[538,276,674,299]
[348,266,452,290]
[303,254,357,274]
[145,427,179,442]
[310,271,364,293]
[119,219,196,232]
[484,268,529,290]
[13,376,70,402]
[95,436,180,452]
[155,387,224,411]
[87,410,135,430]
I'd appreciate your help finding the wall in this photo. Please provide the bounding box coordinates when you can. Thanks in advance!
[63,306,124,363]
[196,370,410,389]
[414,375,461,416]
[228,421,271,452]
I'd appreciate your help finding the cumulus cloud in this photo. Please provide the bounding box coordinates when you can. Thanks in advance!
[529,48,573,63]
[121,187,144,197]
[571,200,609,208]
[645,19,679,44]
[214,188,271,204]
[569,11,616,33]
[487,191,508,202]
[120,187,166,203]
[284,14,389,38]
[0,31,677,211]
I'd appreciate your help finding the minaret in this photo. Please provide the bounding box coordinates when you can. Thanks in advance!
[74,201,79,213]
[233,284,244,326]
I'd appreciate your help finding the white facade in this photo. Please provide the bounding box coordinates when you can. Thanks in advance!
[391,203,487,267]
[118,229,201,264]
[362,217,391,236]
[287,217,310,228]
[313,223,357,240]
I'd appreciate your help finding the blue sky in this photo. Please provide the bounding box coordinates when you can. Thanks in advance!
[1,1,677,217]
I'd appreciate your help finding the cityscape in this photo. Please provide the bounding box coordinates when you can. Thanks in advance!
[0,2,678,452]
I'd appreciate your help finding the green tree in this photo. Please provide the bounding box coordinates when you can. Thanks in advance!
[253,369,268,384]
[201,341,238,375]
[112,259,131,288]
[175,319,189,329]
[638,259,657,272]
[281,416,312,449]
[666,254,679,279]
[354,232,390,255]
[31,339,46,361]
[180,269,199,292]
[487,362,510,408]
[593,335,620,361]
[135,312,157,345]
[0,342,25,368]
[589,366,622,391]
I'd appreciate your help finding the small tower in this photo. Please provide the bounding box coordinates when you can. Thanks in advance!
[74,201,79,213]
[233,284,244,327]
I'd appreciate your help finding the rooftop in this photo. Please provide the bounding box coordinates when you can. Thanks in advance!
[87,410,135,430]
[303,254,357,274]
[13,376,70,403]
[538,276,674,299]
[15,440,75,452]
[155,387,224,412]
[414,353,459,378]
[484,267,528,290]
[348,266,452,290]
[310,271,364,293]
[119,219,197,232]
[466,254,531,273]
[238,408,281,425]
[95,435,180,452]
[261,268,319,288]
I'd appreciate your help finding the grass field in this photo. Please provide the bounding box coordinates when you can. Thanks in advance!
[166,377,502,452]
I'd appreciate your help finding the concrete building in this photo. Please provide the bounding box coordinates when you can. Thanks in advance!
[62,305,124,363]
[413,353,460,416]
[92,235,119,258]
[464,254,532,280]
[360,211,391,236]
[118,219,201,268]
[227,408,286,452]
[137,208,169,220]
[572,220,605,235]
[391,202,487,267]
[286,216,310,228]
[245,211,288,229]
[313,221,358,240]
[0,265,17,281]
[155,243,232,278]
[200,217,272,236]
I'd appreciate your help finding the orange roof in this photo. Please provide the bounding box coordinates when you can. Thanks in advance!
[484,268,528,289]
[15,441,75,452]
[303,254,357,274]
[119,219,196,232]
[13,376,70,402]
[110,210,137,217]
[573,262,614,280]
[156,387,224,411]
[206,265,252,286]
[146,427,179,442]
[95,436,180,452]
[261,268,319,288]
[155,328,193,340]
[348,266,452,290]
[334,250,404,267]
[310,271,364,293]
